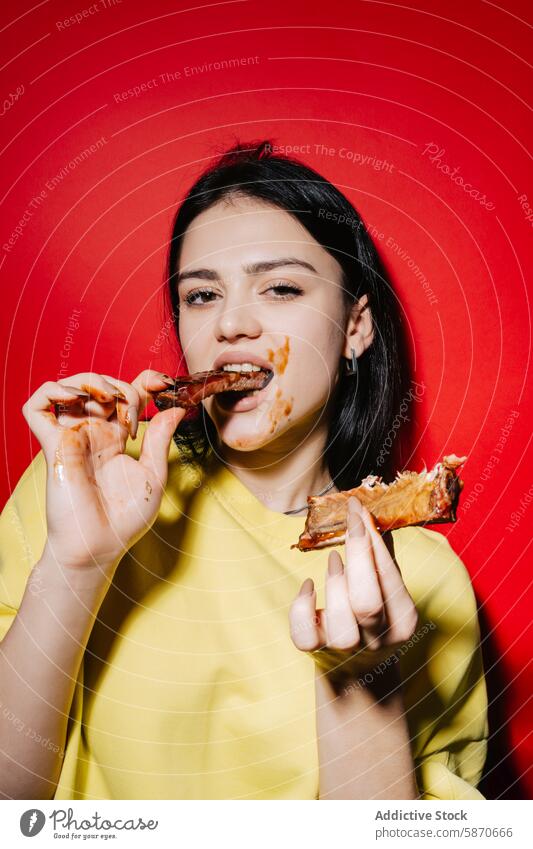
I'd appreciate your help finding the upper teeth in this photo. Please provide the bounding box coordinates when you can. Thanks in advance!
[221,363,263,372]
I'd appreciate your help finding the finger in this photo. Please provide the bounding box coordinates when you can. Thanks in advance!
[288,578,321,651]
[138,407,186,485]
[52,386,91,418]
[131,369,176,411]
[58,373,126,420]
[22,382,89,444]
[100,375,141,439]
[358,505,419,644]
[58,373,126,402]
[344,497,385,635]
[324,551,359,649]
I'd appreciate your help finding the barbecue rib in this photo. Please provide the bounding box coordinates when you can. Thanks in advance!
[153,368,273,410]
[291,455,467,552]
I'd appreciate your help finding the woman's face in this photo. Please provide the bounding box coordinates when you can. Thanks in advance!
[176,195,356,452]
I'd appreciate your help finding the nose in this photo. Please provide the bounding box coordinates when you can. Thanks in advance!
[213,290,262,342]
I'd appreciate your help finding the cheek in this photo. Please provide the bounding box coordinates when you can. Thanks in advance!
[267,387,294,434]
[177,315,209,371]
[284,321,342,400]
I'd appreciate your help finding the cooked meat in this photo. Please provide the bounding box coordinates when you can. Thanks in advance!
[292,455,467,551]
[153,368,273,410]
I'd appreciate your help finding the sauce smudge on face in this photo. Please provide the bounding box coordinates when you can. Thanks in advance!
[267,336,290,375]
[268,387,294,434]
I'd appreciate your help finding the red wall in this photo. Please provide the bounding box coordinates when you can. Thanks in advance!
[1,0,531,797]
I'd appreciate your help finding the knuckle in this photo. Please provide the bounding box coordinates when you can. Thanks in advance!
[135,369,154,385]
[390,613,418,644]
[289,625,318,652]
[103,375,125,390]
[358,606,383,621]
[396,606,418,637]
[389,626,411,644]
[357,612,383,628]
[88,373,112,390]
[407,607,419,632]
[328,636,359,651]
[297,636,320,652]
[349,597,383,625]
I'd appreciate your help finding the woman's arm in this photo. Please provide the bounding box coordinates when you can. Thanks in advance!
[315,667,418,799]
[0,545,117,799]
[290,496,421,800]
[0,370,184,799]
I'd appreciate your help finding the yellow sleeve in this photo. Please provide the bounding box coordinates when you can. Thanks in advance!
[396,528,489,800]
[0,451,48,642]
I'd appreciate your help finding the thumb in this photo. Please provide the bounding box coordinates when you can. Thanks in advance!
[139,407,186,484]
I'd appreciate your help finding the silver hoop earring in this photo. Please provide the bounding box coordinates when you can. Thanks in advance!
[345,347,358,376]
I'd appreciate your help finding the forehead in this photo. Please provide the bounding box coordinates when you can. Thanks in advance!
[179,196,339,275]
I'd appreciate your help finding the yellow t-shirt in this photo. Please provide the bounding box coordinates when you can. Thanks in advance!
[0,423,488,800]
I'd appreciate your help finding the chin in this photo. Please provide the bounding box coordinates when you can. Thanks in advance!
[222,435,269,452]
[214,418,278,452]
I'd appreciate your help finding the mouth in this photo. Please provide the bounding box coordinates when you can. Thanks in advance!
[152,364,274,412]
[214,365,274,412]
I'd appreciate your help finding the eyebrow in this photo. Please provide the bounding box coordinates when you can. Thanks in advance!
[175,257,318,287]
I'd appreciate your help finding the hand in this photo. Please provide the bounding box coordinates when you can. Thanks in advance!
[289,496,419,689]
[22,370,185,572]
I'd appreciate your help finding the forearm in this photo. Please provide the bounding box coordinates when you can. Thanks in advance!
[315,667,419,800]
[0,544,116,799]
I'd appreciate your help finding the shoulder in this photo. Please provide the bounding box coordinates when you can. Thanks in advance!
[391,526,478,627]
[394,528,485,724]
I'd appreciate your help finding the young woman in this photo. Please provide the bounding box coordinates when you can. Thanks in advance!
[0,141,488,800]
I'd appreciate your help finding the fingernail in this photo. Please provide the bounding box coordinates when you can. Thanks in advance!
[298,578,314,596]
[125,405,138,439]
[160,374,176,385]
[328,553,343,576]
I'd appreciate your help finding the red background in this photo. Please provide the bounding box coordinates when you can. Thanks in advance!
[1,0,531,798]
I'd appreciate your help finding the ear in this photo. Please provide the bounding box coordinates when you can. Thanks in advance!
[342,293,374,359]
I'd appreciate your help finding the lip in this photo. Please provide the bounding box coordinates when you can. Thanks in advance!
[212,349,274,373]
[212,350,275,414]
[214,391,264,413]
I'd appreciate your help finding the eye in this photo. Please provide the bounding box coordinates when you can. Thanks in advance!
[183,288,219,306]
[182,281,304,306]
[264,281,304,299]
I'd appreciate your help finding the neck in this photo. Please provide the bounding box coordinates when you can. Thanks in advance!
[218,411,337,515]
